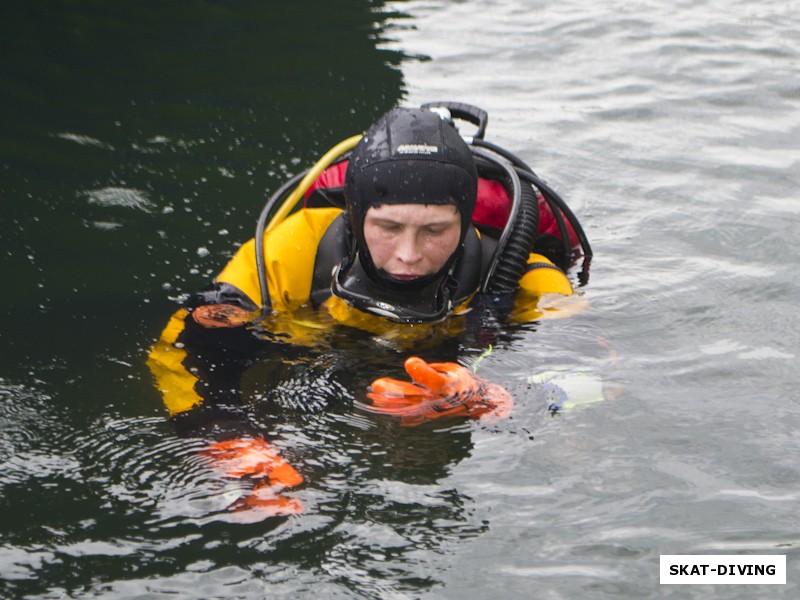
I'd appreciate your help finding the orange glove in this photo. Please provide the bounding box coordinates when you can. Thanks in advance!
[191,304,255,328]
[359,356,513,427]
[200,437,303,519]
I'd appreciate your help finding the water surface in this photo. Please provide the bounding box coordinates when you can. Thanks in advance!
[2,0,799,598]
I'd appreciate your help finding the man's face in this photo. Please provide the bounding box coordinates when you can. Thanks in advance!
[363,203,461,280]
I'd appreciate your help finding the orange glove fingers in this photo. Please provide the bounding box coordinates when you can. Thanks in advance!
[366,395,430,411]
[266,462,304,488]
[426,361,484,397]
[229,480,303,517]
[369,377,433,399]
[363,395,469,419]
[199,438,304,521]
[361,356,514,426]
[360,398,425,415]
[426,361,465,374]
[404,356,450,390]
[201,438,303,487]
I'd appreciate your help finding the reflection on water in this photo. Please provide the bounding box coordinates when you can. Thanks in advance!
[2,0,800,597]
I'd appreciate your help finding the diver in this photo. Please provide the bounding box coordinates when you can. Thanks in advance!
[147,102,592,518]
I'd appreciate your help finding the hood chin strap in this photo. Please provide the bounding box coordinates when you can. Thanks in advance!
[310,214,486,323]
[331,253,458,324]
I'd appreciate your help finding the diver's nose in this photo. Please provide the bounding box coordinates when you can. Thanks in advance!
[395,230,423,264]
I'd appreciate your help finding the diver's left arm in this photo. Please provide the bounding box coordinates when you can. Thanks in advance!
[511,253,588,321]
[511,256,624,409]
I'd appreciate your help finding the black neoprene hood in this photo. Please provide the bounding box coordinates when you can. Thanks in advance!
[331,107,479,320]
[344,107,479,252]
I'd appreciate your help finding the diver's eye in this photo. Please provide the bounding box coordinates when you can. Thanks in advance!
[423,226,446,236]
[376,222,402,234]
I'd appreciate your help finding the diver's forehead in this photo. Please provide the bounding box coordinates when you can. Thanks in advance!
[365,203,460,225]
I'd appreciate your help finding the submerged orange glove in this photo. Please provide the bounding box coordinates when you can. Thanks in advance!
[191,304,255,328]
[200,437,303,519]
[359,356,513,427]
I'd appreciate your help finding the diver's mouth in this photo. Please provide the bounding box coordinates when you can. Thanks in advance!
[387,273,424,281]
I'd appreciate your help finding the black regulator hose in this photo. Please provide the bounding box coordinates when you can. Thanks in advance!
[255,170,308,317]
[487,182,541,294]
[471,147,540,295]
[473,138,537,174]
[472,137,593,273]
[470,139,569,262]
[519,170,594,262]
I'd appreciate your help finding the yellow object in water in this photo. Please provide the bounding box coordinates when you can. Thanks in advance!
[146,309,203,416]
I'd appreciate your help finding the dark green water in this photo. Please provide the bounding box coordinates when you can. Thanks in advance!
[1,0,407,376]
[1,0,405,370]
[0,2,435,597]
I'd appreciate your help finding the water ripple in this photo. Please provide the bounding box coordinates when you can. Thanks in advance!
[83,186,156,212]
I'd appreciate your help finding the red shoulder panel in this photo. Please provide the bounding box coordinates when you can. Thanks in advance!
[304,160,577,246]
